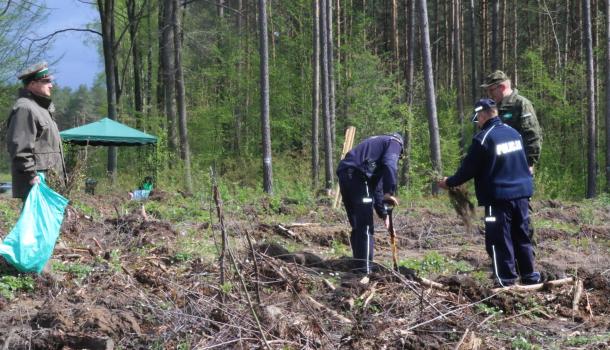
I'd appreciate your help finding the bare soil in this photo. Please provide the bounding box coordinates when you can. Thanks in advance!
[0,194,608,349]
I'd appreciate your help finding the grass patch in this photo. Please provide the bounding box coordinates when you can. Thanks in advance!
[174,227,218,263]
[51,261,92,280]
[564,333,610,347]
[535,218,579,235]
[399,251,472,277]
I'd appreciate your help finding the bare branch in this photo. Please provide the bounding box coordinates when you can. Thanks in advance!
[30,28,102,42]
[0,0,11,16]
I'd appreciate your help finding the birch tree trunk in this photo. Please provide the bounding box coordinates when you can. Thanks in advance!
[258,0,273,194]
[584,0,597,198]
[417,0,442,194]
[173,0,193,193]
[321,0,334,190]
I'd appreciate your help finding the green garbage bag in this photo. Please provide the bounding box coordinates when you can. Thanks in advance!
[0,173,68,273]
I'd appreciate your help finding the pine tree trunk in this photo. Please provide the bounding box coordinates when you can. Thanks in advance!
[235,0,244,155]
[392,0,399,69]
[145,0,153,117]
[500,0,506,68]
[584,0,597,197]
[417,0,442,194]
[469,0,477,103]
[126,0,143,128]
[97,0,118,179]
[512,0,518,85]
[454,0,465,153]
[156,0,165,114]
[218,0,224,18]
[448,0,455,89]
[161,0,178,154]
[258,0,273,194]
[491,0,499,70]
[173,0,193,194]
[606,0,610,192]
[327,0,337,146]
[312,0,321,189]
[400,0,416,188]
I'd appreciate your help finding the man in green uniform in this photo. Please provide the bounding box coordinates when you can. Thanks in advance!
[5,62,65,201]
[481,70,542,172]
[481,70,541,243]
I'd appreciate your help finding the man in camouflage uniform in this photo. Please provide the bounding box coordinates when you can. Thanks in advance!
[481,70,541,243]
[481,71,542,171]
[5,62,65,201]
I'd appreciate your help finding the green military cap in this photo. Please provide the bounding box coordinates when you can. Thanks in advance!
[480,70,509,88]
[17,62,53,84]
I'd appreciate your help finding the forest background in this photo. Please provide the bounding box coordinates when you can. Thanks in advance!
[1,0,609,202]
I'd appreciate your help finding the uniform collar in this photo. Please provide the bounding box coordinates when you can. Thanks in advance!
[499,89,518,108]
[482,116,501,130]
[19,88,54,110]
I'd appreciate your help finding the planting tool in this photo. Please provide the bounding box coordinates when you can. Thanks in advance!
[385,204,399,272]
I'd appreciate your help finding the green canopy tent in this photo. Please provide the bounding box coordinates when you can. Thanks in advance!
[60,117,157,146]
[60,118,158,189]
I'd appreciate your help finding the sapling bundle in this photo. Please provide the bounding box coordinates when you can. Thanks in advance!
[431,172,476,234]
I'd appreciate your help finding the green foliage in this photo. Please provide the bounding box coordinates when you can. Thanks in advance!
[0,198,20,232]
[519,50,587,199]
[0,275,35,300]
[330,240,349,257]
[511,335,541,350]
[108,249,122,272]
[220,282,233,294]
[475,303,502,317]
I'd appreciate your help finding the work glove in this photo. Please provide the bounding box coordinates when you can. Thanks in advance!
[382,194,399,208]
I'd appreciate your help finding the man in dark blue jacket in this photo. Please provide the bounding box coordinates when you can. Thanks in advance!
[438,99,540,286]
[337,133,403,274]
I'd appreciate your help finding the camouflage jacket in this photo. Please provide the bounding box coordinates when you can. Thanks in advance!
[6,89,64,199]
[497,89,542,166]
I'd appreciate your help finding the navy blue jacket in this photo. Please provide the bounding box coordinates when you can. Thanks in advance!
[337,134,403,216]
[446,117,533,206]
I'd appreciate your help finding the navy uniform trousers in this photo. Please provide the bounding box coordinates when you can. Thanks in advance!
[338,168,375,273]
[484,198,538,285]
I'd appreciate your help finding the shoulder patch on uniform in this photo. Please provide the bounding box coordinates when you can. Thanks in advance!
[502,113,513,120]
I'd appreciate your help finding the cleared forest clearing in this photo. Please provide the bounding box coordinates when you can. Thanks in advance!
[0,192,608,349]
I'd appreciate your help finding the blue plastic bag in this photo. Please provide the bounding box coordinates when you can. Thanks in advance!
[0,173,68,273]
[130,189,151,201]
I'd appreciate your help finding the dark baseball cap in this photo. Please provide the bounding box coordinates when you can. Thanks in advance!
[472,98,496,122]
[480,70,509,88]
